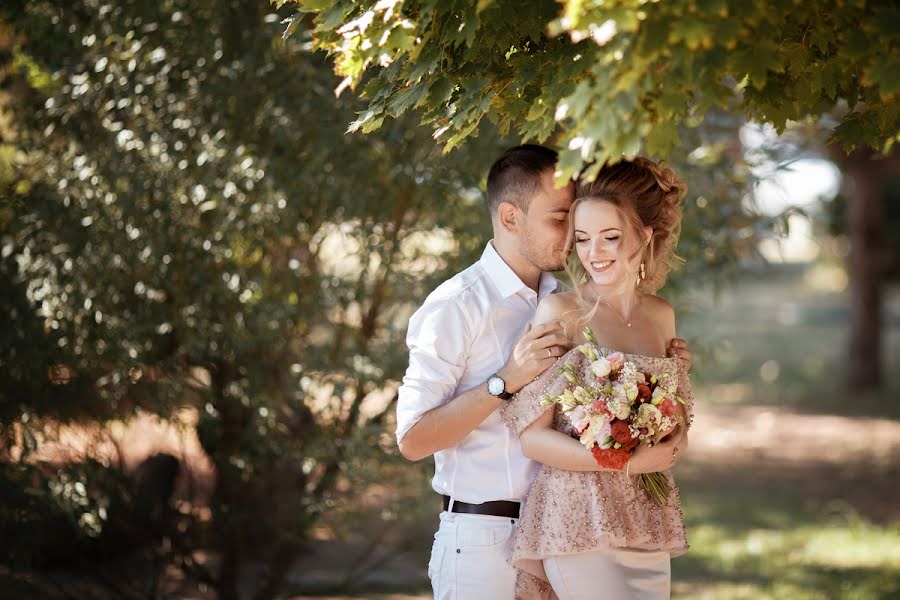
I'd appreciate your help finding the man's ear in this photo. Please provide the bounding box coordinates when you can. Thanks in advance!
[497,201,522,234]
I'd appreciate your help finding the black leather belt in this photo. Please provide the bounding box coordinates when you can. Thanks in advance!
[441,495,520,519]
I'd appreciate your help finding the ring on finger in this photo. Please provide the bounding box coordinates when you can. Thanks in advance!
[547,348,553,359]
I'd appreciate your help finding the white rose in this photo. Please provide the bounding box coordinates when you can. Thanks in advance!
[590,416,612,447]
[591,358,611,378]
[623,382,638,402]
[568,405,591,433]
[637,403,663,428]
[607,396,632,421]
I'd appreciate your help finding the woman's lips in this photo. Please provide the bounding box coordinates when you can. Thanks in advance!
[590,259,614,273]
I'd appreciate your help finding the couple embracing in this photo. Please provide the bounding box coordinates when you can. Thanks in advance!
[396,145,694,600]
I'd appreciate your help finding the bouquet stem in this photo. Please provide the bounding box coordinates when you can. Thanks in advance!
[638,472,671,504]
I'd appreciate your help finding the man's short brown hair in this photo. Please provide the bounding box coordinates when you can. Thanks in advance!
[486,144,558,214]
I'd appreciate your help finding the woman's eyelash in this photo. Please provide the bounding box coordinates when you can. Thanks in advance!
[576,235,620,243]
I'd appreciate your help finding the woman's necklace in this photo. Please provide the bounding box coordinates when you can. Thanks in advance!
[601,296,640,328]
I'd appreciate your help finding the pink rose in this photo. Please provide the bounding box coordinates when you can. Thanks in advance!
[658,398,677,417]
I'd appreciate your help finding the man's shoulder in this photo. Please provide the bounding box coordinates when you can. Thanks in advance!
[421,260,492,309]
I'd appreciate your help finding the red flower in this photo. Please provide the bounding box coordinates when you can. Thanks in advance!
[591,445,630,470]
[658,398,677,417]
[636,383,652,402]
[619,436,639,451]
[610,419,634,445]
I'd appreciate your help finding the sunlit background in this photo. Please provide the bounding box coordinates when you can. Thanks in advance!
[1,2,898,600]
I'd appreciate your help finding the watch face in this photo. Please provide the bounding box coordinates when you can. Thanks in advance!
[487,376,505,396]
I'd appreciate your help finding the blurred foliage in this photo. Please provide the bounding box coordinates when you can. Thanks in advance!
[0,0,501,597]
[289,0,900,181]
[0,459,131,567]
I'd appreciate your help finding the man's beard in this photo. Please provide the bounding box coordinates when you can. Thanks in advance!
[520,230,565,273]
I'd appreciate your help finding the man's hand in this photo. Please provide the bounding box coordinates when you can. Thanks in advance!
[497,321,570,393]
[667,338,692,370]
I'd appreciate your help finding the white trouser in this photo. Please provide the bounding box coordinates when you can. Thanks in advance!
[428,510,518,600]
[543,549,671,600]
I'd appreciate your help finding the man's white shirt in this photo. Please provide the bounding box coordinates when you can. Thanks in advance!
[396,241,558,503]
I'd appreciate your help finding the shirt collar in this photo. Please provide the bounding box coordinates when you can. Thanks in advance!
[480,241,559,299]
[538,270,560,300]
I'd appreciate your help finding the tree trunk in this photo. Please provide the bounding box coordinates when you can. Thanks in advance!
[842,147,884,391]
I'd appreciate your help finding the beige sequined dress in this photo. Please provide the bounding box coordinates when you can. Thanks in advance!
[501,347,694,600]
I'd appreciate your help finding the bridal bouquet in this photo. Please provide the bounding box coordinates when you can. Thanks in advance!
[539,327,685,503]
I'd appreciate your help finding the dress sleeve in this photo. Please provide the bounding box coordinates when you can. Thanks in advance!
[501,352,586,437]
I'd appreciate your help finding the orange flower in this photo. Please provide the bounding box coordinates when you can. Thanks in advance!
[591,445,630,470]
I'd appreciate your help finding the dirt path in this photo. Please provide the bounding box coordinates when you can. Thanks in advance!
[678,402,900,522]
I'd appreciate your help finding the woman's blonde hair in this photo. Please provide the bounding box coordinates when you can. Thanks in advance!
[561,157,687,330]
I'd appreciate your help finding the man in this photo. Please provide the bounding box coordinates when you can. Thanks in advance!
[396,145,691,599]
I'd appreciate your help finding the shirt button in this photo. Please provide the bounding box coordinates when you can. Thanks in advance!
[456,549,461,554]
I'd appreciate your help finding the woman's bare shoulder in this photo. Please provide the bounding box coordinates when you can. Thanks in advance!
[534,290,581,326]
[642,294,674,315]
[642,294,676,337]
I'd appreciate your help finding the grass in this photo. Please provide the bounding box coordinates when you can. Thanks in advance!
[674,485,900,600]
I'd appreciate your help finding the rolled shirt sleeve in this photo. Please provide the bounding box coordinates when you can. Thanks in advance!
[396,296,472,443]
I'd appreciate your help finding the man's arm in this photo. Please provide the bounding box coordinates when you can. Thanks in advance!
[398,384,503,462]
[397,317,569,463]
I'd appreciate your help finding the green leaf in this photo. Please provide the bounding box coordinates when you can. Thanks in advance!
[840,29,870,60]
[387,80,429,116]
[780,41,810,75]
[669,19,713,50]
[732,40,779,90]
[476,0,496,14]
[645,122,680,156]
[865,55,900,100]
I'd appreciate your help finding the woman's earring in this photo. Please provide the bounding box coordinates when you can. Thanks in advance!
[639,261,646,281]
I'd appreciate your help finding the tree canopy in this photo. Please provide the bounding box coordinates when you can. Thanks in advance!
[288,0,900,180]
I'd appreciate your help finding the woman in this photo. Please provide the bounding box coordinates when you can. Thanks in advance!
[501,157,693,600]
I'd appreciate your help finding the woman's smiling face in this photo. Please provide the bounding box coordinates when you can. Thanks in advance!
[572,199,648,288]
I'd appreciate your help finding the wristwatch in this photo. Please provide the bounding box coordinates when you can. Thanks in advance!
[487,373,513,400]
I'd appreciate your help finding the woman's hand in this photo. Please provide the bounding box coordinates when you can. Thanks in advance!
[627,427,684,475]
